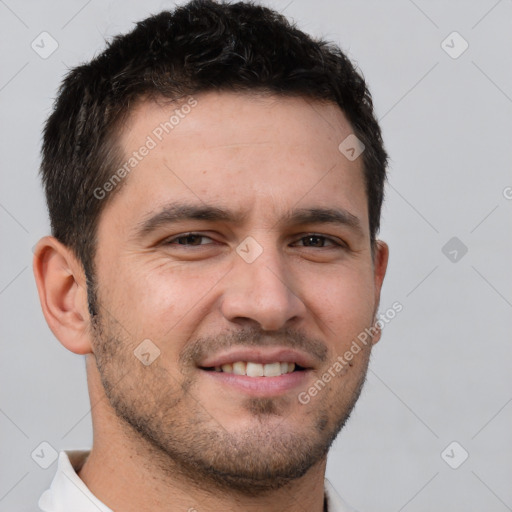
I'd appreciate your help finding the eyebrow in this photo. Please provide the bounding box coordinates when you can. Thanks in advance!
[280,207,363,235]
[134,202,364,238]
[135,203,247,237]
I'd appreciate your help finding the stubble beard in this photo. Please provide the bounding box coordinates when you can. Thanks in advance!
[89,301,370,496]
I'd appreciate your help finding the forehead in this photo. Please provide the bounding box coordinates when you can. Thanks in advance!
[103,91,368,233]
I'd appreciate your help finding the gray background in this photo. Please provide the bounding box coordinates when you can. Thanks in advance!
[1,0,511,510]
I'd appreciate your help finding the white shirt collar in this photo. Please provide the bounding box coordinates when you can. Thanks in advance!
[39,451,112,512]
[39,451,357,512]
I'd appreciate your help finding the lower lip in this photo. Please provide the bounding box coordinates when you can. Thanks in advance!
[201,369,310,397]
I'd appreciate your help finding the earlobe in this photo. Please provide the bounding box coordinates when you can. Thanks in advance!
[371,240,389,345]
[33,236,93,355]
[374,240,389,292]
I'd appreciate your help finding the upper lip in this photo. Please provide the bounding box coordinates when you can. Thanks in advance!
[198,347,316,369]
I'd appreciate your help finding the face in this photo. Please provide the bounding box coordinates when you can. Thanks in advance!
[89,91,387,493]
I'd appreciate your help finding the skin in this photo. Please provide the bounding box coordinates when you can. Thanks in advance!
[34,91,388,512]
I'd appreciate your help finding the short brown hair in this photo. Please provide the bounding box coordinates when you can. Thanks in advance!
[41,0,388,312]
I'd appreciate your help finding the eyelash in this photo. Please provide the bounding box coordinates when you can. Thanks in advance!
[165,232,345,249]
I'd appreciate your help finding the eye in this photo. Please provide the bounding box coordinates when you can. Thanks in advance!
[294,234,342,248]
[166,233,214,246]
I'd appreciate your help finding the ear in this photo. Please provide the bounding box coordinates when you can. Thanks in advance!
[33,236,93,355]
[370,240,389,345]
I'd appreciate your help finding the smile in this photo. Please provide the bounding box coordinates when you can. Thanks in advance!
[204,361,299,377]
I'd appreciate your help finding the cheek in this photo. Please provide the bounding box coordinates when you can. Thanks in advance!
[102,258,226,341]
[305,265,376,345]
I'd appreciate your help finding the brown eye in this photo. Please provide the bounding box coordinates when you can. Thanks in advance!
[167,233,213,246]
[296,235,338,248]
[302,235,326,247]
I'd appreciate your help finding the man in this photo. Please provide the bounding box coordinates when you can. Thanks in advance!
[33,0,389,510]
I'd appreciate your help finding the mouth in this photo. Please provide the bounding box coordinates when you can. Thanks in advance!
[197,348,314,396]
[200,361,304,377]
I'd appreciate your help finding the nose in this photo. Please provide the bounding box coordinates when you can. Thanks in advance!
[220,241,306,331]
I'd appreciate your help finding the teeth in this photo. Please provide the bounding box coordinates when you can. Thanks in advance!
[246,362,264,377]
[264,362,282,377]
[216,361,299,377]
[232,362,246,375]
